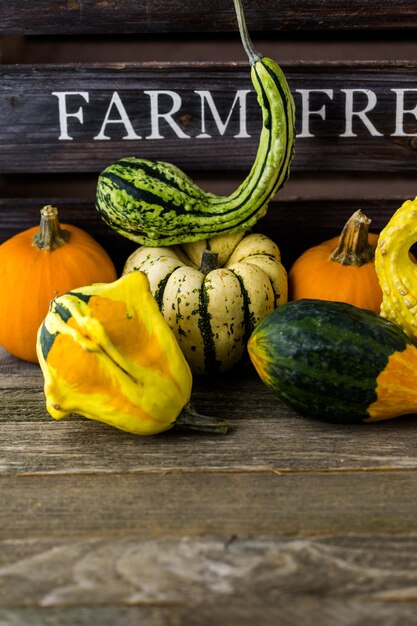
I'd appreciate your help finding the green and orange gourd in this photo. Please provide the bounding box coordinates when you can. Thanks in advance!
[248,298,417,423]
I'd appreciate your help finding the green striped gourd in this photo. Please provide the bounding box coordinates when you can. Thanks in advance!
[248,299,417,423]
[123,231,287,375]
[95,0,295,247]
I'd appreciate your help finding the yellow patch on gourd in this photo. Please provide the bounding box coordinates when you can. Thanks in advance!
[43,313,179,434]
[247,333,272,386]
[37,272,193,435]
[366,344,417,422]
[87,295,178,388]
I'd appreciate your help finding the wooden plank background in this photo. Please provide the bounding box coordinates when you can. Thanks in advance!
[1,62,417,174]
[2,0,417,35]
[0,197,405,271]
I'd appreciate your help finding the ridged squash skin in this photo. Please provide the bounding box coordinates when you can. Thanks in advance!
[123,232,287,375]
[375,197,417,341]
[248,299,417,423]
[36,272,194,435]
[95,0,295,247]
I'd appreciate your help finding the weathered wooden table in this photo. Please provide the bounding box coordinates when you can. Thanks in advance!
[3,343,417,625]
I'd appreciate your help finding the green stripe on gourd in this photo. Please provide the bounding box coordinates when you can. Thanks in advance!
[38,324,59,361]
[95,0,295,247]
[198,279,220,374]
[123,231,287,375]
[38,301,72,360]
[38,295,94,361]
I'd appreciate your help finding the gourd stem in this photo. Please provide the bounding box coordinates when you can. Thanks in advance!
[33,205,70,250]
[330,210,375,266]
[233,0,262,65]
[199,249,219,275]
[176,402,229,434]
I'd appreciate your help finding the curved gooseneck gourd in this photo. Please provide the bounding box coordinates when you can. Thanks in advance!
[95,0,296,247]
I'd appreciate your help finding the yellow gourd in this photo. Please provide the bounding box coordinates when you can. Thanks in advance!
[375,197,417,341]
[36,272,228,435]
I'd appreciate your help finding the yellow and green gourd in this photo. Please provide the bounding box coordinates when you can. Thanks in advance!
[37,272,228,435]
[95,0,296,246]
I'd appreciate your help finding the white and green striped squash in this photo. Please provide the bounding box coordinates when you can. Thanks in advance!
[123,231,287,375]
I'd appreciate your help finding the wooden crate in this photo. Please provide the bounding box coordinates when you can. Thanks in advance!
[2,2,417,268]
[2,3,417,625]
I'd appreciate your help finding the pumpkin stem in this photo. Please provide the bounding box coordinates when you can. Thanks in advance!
[199,249,219,275]
[33,205,70,251]
[176,402,229,434]
[330,210,375,266]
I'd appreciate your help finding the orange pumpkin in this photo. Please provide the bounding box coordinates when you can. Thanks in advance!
[0,205,117,363]
[288,210,383,313]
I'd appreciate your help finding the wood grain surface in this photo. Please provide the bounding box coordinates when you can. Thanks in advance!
[2,344,417,625]
[2,346,417,476]
[2,0,417,35]
[3,537,417,626]
[2,62,417,174]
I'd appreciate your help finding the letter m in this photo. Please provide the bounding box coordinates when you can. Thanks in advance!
[195,89,251,138]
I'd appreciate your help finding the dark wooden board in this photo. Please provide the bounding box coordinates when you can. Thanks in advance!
[0,197,404,271]
[2,62,417,174]
[6,468,417,539]
[2,1,417,35]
